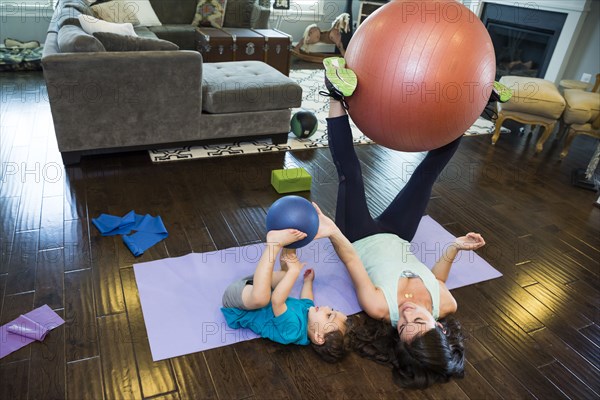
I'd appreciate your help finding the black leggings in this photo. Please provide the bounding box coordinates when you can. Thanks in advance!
[327,115,461,243]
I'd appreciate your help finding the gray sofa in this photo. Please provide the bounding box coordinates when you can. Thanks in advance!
[42,0,302,164]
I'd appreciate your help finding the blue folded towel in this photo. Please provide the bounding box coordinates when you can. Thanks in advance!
[92,211,168,256]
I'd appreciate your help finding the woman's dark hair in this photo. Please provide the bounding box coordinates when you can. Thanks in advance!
[311,320,351,363]
[348,314,465,389]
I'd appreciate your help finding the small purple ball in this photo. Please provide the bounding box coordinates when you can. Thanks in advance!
[266,196,319,249]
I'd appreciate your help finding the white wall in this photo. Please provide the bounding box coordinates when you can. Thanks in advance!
[562,0,600,84]
[0,2,53,44]
[0,0,352,47]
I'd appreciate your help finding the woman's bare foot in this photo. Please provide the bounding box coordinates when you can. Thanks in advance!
[266,229,307,248]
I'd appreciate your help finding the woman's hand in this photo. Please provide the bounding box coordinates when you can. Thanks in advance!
[312,202,340,239]
[454,232,485,251]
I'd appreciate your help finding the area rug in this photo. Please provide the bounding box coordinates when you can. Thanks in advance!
[149,69,504,162]
[134,215,502,360]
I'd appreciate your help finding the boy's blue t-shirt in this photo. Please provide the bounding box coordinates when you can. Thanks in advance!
[221,298,314,345]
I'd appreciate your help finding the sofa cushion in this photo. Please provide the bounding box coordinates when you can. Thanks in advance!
[57,25,107,53]
[55,12,84,30]
[202,61,302,114]
[148,25,196,50]
[191,0,227,28]
[61,0,95,14]
[48,2,95,32]
[563,89,600,125]
[78,14,137,36]
[148,0,198,24]
[499,76,566,120]
[93,32,178,51]
[224,0,255,28]
[134,26,159,39]
[92,1,140,25]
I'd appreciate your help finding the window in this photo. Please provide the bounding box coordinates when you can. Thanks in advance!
[272,0,326,18]
[0,1,54,19]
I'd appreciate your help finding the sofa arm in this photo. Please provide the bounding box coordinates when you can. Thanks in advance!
[251,3,271,29]
[42,50,203,153]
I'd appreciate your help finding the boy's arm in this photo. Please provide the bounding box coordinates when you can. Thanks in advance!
[249,242,282,297]
[300,269,314,301]
[271,251,302,317]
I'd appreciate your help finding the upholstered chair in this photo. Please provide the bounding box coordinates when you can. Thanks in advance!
[559,74,600,159]
[491,76,566,152]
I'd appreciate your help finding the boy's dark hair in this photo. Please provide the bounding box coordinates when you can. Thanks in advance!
[348,314,465,389]
[311,320,351,363]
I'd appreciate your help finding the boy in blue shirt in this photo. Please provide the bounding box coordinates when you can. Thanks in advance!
[221,229,349,362]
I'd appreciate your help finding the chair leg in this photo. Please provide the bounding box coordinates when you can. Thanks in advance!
[536,122,556,153]
[560,128,577,159]
[491,113,506,145]
[521,124,533,135]
[557,119,568,141]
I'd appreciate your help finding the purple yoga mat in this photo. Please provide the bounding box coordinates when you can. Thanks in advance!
[134,215,502,361]
[0,305,65,359]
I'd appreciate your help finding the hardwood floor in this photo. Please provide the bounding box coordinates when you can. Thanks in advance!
[1,71,599,400]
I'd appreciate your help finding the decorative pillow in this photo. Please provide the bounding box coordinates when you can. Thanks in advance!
[92,1,140,26]
[192,0,227,28]
[57,25,107,53]
[78,14,137,36]
[223,0,254,28]
[93,32,179,51]
[120,0,162,26]
[4,38,41,49]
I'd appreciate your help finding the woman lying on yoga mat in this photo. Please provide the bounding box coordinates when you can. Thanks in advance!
[221,229,349,362]
[314,57,486,388]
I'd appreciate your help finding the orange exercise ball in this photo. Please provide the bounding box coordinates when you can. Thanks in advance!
[345,0,496,151]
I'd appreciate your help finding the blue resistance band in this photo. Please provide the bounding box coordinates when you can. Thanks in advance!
[92,211,168,256]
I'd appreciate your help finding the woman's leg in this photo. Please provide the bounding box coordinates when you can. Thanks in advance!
[328,100,382,242]
[375,137,462,241]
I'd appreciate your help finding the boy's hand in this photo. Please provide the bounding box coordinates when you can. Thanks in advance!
[312,202,339,239]
[281,248,304,271]
[303,268,315,282]
[454,232,485,251]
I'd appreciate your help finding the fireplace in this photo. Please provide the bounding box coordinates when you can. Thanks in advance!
[469,0,589,83]
[481,3,567,80]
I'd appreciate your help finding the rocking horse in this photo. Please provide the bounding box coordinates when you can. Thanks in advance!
[291,13,351,63]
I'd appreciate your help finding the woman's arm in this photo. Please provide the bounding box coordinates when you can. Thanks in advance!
[313,202,387,318]
[328,230,387,319]
[438,282,458,317]
[431,245,459,283]
[431,233,485,282]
